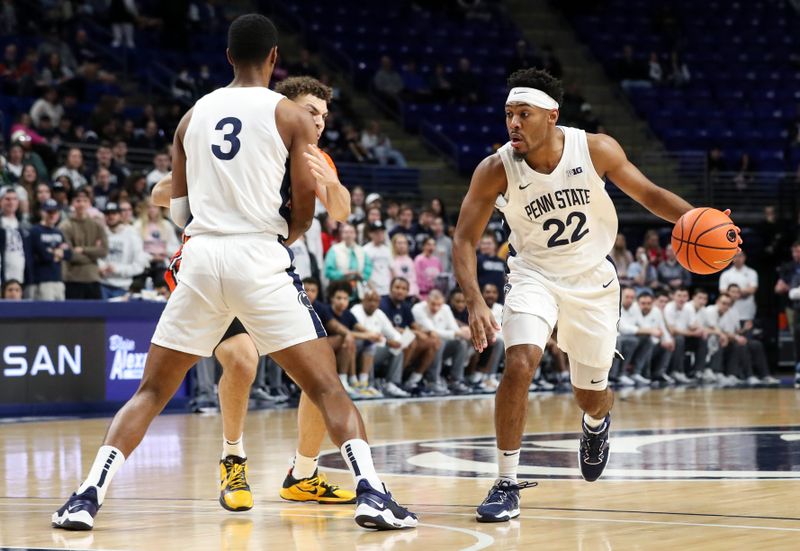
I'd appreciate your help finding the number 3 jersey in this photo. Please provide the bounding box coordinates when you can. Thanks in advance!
[183,87,290,238]
[496,126,617,278]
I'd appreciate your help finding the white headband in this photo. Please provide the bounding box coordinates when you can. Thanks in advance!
[506,87,559,110]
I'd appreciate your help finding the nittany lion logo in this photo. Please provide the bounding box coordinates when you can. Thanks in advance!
[297,290,313,310]
[319,426,800,480]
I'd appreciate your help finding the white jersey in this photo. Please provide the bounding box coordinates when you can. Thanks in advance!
[496,126,617,277]
[183,87,289,238]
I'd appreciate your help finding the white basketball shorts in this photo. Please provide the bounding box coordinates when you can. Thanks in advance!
[502,256,620,376]
[151,234,326,357]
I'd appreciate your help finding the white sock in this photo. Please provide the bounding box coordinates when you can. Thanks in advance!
[291,451,319,480]
[407,372,422,385]
[497,448,520,483]
[583,413,606,431]
[358,373,369,385]
[340,439,383,493]
[222,434,245,459]
[77,445,126,504]
[349,375,358,386]
[339,373,349,387]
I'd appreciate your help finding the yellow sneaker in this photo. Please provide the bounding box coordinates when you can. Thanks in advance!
[219,455,253,512]
[279,469,356,504]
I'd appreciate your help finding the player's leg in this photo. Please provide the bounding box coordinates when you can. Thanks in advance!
[214,327,258,512]
[279,390,357,504]
[271,339,417,529]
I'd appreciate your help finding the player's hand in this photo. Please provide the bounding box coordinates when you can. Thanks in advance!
[304,144,339,188]
[467,301,500,352]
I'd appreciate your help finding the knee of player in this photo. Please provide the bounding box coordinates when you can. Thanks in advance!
[218,349,258,382]
[504,352,536,379]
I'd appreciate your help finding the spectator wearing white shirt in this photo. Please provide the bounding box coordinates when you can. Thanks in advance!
[52,147,89,190]
[30,88,64,127]
[472,283,505,391]
[362,221,392,295]
[611,287,656,386]
[146,151,171,191]
[662,287,695,384]
[412,289,472,394]
[726,284,778,386]
[351,290,409,398]
[718,252,758,322]
[695,293,746,384]
[98,202,148,299]
[632,291,673,384]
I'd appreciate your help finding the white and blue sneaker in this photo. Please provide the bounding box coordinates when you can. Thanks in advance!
[52,486,100,531]
[579,414,611,482]
[476,479,537,522]
[354,480,418,530]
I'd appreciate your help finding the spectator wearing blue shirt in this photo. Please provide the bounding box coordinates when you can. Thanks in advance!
[29,198,70,300]
[476,233,507,303]
[388,207,421,257]
[379,277,437,391]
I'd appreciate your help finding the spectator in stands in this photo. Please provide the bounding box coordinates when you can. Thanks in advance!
[363,221,392,296]
[507,39,540,75]
[10,127,49,180]
[695,292,745,385]
[415,236,442,300]
[539,45,563,79]
[429,63,453,103]
[60,188,108,299]
[325,222,371,300]
[470,283,504,392]
[733,153,756,190]
[726,284,779,385]
[31,182,53,219]
[348,185,366,226]
[53,147,88,190]
[38,52,74,89]
[638,290,674,385]
[662,287,695,384]
[133,198,177,284]
[643,229,666,266]
[610,233,634,283]
[372,55,404,109]
[719,251,758,323]
[51,179,71,212]
[615,45,649,88]
[351,289,409,398]
[0,43,34,95]
[30,87,64,127]
[648,52,663,84]
[707,147,727,173]
[389,206,419,255]
[390,233,419,298]
[112,140,133,180]
[146,151,171,191]
[94,143,125,186]
[449,288,468,325]
[99,202,148,299]
[477,232,506,303]
[29,199,69,300]
[612,287,652,386]
[658,244,692,290]
[10,164,36,219]
[360,121,407,167]
[450,57,480,104]
[357,205,382,244]
[342,125,372,163]
[628,245,659,293]
[432,216,452,274]
[125,173,148,205]
[1,279,23,300]
[775,241,800,371]
[2,144,24,184]
[380,277,437,391]
[171,67,197,102]
[109,0,138,48]
[401,60,430,101]
[412,289,472,394]
[92,167,115,211]
[134,120,167,150]
[0,187,32,289]
[667,50,690,87]
[328,281,383,397]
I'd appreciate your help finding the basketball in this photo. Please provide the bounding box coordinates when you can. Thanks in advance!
[671,208,740,275]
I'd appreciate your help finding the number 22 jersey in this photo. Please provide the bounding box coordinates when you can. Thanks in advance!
[183,87,290,239]
[496,126,617,278]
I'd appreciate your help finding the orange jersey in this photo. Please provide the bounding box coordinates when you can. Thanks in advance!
[321,150,337,174]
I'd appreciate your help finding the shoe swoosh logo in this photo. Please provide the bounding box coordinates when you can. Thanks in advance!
[591,378,605,384]
[67,505,81,513]
[602,279,614,288]
[519,183,532,190]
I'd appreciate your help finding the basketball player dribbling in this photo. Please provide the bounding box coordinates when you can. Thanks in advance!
[52,14,416,531]
[453,68,730,522]
[151,76,357,511]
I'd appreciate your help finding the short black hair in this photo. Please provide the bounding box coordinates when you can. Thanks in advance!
[328,281,351,299]
[227,14,278,65]
[675,286,690,294]
[507,68,563,107]
[302,276,320,289]
[693,287,708,297]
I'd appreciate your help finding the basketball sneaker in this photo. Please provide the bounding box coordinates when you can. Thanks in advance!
[219,455,253,511]
[280,469,356,504]
[51,486,100,531]
[476,479,537,523]
[579,414,611,482]
[353,479,418,530]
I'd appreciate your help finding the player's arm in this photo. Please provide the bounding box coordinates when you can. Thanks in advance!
[452,155,507,352]
[588,133,693,223]
[151,174,172,208]
[278,99,319,245]
[170,108,193,228]
[304,145,351,222]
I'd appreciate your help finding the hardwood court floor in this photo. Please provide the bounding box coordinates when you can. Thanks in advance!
[1,387,800,550]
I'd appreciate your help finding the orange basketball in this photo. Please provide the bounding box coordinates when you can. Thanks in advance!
[671,208,741,275]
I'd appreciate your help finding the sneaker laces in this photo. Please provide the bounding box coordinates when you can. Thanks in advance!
[309,473,341,493]
[487,480,538,503]
[226,463,248,491]
[583,427,607,461]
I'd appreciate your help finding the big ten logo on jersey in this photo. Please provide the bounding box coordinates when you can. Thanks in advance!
[566,166,583,178]
[108,334,147,380]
